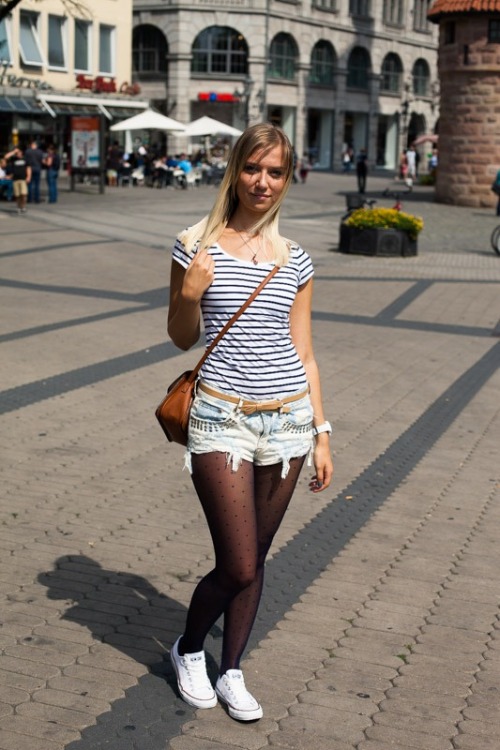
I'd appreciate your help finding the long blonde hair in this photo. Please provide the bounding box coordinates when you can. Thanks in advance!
[179,123,294,266]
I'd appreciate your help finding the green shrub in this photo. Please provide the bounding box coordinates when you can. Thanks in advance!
[419,174,435,186]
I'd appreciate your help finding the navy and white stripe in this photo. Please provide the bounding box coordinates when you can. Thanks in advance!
[172,239,314,400]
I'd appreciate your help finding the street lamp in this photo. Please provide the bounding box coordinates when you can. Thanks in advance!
[234,75,254,128]
[400,81,412,151]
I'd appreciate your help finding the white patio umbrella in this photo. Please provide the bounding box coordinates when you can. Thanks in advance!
[184,116,242,138]
[110,108,186,132]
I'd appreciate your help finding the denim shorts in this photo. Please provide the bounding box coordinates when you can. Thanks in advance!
[184,383,314,478]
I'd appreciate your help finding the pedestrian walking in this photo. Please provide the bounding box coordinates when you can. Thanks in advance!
[5,147,31,214]
[25,140,44,203]
[44,145,60,203]
[356,148,368,193]
[299,152,311,183]
[292,147,299,183]
[342,144,353,173]
[406,145,417,184]
[167,122,333,722]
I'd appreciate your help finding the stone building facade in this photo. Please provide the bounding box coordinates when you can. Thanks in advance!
[428,0,500,206]
[133,0,439,170]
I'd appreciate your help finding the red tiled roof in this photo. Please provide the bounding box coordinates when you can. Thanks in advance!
[428,0,500,19]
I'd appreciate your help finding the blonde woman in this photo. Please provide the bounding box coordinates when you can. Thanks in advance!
[168,123,333,721]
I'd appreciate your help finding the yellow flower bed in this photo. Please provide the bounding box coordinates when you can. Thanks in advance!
[345,208,424,240]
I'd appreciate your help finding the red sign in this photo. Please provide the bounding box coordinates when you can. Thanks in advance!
[119,81,141,96]
[198,92,238,102]
[76,74,117,93]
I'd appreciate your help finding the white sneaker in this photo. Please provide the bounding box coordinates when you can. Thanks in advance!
[170,637,217,709]
[216,669,263,721]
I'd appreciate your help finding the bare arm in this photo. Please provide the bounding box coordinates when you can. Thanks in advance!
[167,247,215,350]
[290,278,334,492]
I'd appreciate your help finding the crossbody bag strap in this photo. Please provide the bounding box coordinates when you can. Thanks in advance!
[188,265,279,383]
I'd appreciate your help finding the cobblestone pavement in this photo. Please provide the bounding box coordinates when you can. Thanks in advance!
[1,172,499,750]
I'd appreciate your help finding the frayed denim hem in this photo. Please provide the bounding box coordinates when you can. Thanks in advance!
[183,444,312,478]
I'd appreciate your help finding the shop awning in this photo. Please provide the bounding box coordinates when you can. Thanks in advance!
[37,94,149,120]
[0,96,45,114]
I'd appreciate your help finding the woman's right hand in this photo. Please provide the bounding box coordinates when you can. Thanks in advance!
[168,248,214,350]
[182,247,215,303]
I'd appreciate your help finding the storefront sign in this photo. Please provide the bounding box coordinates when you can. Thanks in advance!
[0,62,53,90]
[76,75,117,94]
[198,92,238,102]
[119,81,141,96]
[71,116,100,169]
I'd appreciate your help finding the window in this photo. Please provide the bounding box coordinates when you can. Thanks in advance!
[313,0,337,10]
[191,27,248,75]
[380,53,402,93]
[268,33,298,81]
[75,19,91,72]
[19,11,44,67]
[48,15,66,69]
[0,18,11,64]
[412,58,430,95]
[349,0,371,17]
[99,25,114,75]
[347,46,370,89]
[488,20,500,42]
[133,25,168,74]
[444,21,455,44]
[414,0,430,32]
[310,41,335,86]
[383,0,403,25]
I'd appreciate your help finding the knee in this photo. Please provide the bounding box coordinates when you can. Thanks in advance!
[219,565,257,593]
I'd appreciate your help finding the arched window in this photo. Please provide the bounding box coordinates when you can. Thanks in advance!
[191,26,248,75]
[380,53,402,93]
[310,40,336,86]
[132,25,168,75]
[268,33,298,81]
[347,46,371,89]
[412,58,430,96]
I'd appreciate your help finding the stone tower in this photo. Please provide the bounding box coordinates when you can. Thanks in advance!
[428,0,500,207]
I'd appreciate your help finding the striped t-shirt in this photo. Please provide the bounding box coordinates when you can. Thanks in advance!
[172,239,314,400]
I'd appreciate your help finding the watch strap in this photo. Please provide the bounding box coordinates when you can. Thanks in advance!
[312,421,332,436]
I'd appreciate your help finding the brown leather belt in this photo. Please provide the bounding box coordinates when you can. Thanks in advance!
[198,382,309,415]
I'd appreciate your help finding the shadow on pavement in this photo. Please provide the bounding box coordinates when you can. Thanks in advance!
[37,555,220,750]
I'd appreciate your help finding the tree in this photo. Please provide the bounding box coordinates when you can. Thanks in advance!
[0,0,91,23]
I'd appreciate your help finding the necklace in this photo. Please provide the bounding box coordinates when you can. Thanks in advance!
[236,229,262,265]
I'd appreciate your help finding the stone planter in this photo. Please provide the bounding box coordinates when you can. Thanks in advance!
[339,225,418,257]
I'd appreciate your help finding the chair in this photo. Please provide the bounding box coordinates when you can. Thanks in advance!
[120,165,132,187]
[185,168,202,188]
[131,166,145,186]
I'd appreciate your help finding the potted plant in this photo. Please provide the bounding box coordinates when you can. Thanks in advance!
[340,207,424,256]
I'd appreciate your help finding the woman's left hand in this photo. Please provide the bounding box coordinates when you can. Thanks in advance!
[309,440,334,493]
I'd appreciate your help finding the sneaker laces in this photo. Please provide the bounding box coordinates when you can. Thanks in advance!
[182,653,211,688]
[222,670,257,706]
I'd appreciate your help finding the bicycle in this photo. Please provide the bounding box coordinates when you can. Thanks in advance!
[341,193,376,223]
[490,225,500,256]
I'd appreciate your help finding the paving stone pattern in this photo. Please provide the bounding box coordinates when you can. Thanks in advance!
[0,173,499,750]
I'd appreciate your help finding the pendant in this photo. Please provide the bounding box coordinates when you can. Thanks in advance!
[252,255,258,265]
